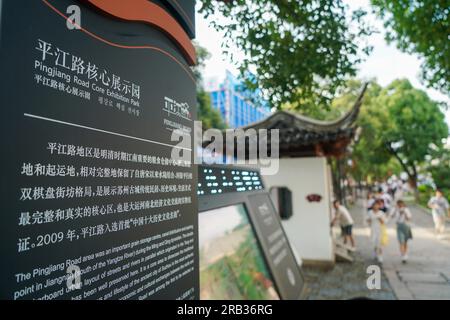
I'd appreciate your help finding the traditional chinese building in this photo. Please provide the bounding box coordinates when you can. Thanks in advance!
[202,84,367,268]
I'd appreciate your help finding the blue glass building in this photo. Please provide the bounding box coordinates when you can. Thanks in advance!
[208,71,271,128]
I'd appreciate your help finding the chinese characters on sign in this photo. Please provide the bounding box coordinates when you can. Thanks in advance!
[34,39,142,117]
[1,0,198,300]
[14,139,196,299]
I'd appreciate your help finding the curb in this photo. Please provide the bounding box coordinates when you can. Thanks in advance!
[383,269,414,300]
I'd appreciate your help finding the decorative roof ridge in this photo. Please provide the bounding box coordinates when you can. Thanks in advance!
[239,82,368,133]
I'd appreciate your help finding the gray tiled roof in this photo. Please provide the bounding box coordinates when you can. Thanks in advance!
[203,83,367,158]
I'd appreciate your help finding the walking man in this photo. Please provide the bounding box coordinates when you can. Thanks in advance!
[331,200,356,251]
[428,190,449,238]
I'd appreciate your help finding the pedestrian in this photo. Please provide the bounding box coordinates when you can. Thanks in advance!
[394,180,404,201]
[374,189,383,211]
[331,200,356,251]
[390,200,413,263]
[367,200,387,263]
[428,190,449,237]
[376,188,393,213]
[366,191,376,212]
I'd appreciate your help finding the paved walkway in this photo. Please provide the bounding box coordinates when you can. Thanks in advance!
[380,204,450,300]
[303,198,450,300]
[303,199,396,300]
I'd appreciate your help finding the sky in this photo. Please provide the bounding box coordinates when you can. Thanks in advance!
[194,0,450,126]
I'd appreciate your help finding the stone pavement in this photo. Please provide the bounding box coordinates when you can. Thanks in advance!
[381,204,450,300]
[303,199,396,300]
[303,199,450,300]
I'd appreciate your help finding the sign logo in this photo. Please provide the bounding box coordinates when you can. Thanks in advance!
[164,97,192,120]
[258,203,270,216]
[257,203,274,226]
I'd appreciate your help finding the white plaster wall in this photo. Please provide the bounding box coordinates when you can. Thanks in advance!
[263,157,334,263]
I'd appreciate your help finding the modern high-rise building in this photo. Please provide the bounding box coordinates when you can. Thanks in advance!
[206,71,271,128]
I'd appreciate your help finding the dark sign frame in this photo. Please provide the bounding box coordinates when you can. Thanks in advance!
[198,165,306,300]
[1,0,198,300]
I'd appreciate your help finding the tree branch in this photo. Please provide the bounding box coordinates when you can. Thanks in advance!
[385,143,414,179]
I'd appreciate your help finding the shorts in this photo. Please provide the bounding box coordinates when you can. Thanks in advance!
[397,222,412,244]
[432,213,446,230]
[341,225,353,236]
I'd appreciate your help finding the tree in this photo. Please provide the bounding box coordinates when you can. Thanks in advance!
[331,80,397,183]
[329,79,448,192]
[427,145,450,190]
[377,79,448,193]
[192,44,227,130]
[198,0,374,110]
[371,0,450,95]
[197,90,227,130]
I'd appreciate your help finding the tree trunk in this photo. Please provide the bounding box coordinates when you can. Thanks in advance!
[330,158,342,202]
[410,167,419,202]
[385,144,419,202]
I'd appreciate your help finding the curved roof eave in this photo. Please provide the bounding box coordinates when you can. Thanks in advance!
[239,82,368,133]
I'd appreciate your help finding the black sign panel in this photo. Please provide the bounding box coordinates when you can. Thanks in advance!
[164,0,196,38]
[198,165,305,300]
[0,0,198,300]
[247,194,304,300]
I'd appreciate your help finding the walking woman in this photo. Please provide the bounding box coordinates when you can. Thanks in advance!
[367,200,387,263]
[390,200,413,263]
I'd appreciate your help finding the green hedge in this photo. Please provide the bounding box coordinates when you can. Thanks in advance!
[417,185,450,208]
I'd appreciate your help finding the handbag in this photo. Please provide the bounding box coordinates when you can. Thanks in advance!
[380,224,389,246]
[406,224,413,240]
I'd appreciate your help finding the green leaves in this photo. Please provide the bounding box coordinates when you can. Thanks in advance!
[199,0,374,110]
[197,89,227,130]
[380,79,448,165]
[192,43,227,130]
[351,78,449,183]
[371,0,450,95]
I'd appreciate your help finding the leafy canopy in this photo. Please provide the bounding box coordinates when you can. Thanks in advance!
[198,0,374,110]
[332,79,448,183]
[371,0,450,95]
[338,80,396,181]
[428,146,450,189]
[379,79,448,172]
[192,43,227,130]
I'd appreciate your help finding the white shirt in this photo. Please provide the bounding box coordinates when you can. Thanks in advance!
[428,196,449,216]
[334,205,354,227]
[367,209,386,247]
[390,207,412,224]
[367,210,386,232]
[381,193,393,209]
[367,198,376,210]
